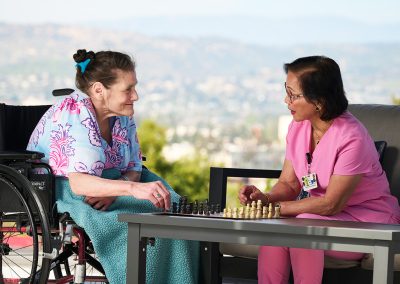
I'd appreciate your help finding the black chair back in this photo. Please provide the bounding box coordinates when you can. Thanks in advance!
[0,104,51,151]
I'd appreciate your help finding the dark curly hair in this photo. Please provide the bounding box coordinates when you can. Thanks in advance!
[73,49,135,93]
[284,56,348,121]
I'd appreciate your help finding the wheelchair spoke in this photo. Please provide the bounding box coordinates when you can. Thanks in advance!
[2,254,31,276]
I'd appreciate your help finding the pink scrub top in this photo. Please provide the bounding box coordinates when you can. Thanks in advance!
[285,111,400,224]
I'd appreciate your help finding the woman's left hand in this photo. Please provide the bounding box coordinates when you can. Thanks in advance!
[84,196,117,211]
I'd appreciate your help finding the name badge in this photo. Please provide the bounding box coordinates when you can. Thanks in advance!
[301,172,318,191]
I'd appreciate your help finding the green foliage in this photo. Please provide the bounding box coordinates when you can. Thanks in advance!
[392,95,400,105]
[137,119,210,200]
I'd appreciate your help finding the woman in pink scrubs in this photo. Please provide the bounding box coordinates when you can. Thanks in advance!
[238,56,400,284]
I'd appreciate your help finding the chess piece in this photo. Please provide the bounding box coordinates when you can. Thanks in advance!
[172,202,178,214]
[186,204,192,214]
[192,203,198,214]
[210,204,215,214]
[226,207,232,218]
[232,207,238,219]
[215,204,221,214]
[262,206,268,218]
[256,207,262,219]
[245,203,251,219]
[239,207,244,219]
[274,203,281,218]
[223,208,227,218]
[268,203,273,219]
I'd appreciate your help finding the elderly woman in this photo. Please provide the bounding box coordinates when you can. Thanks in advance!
[239,56,400,284]
[27,49,198,284]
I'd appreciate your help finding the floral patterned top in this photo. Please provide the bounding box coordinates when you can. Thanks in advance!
[27,90,142,177]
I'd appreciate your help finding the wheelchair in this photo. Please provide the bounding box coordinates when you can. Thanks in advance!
[0,91,108,283]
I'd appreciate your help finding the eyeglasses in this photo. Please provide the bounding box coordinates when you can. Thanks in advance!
[284,82,304,104]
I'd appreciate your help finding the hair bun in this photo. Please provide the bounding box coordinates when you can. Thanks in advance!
[73,49,95,63]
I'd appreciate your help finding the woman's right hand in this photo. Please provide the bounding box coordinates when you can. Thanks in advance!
[238,185,267,205]
[129,181,171,210]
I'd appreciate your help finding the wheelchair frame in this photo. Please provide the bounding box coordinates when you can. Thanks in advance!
[0,99,108,283]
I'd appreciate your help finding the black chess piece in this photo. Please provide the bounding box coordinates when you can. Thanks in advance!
[192,203,198,214]
[210,204,215,214]
[172,202,178,214]
[215,204,221,214]
[198,202,204,215]
[178,197,183,211]
[203,204,209,215]
[180,204,185,214]
[186,204,192,214]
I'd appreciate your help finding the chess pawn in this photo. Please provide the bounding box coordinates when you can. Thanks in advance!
[250,208,256,219]
[239,207,244,219]
[223,208,227,218]
[172,202,178,214]
[245,203,251,219]
[232,207,238,219]
[257,200,262,210]
[267,203,273,219]
[262,206,268,218]
[227,207,232,218]
[274,203,281,218]
[203,204,209,215]
[192,204,198,214]
[256,207,262,219]
[251,200,256,209]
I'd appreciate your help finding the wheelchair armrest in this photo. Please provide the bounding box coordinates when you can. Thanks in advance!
[0,150,45,161]
[209,167,281,208]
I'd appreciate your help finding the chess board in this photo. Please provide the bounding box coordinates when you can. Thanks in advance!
[165,197,282,219]
[153,211,239,220]
[153,211,285,220]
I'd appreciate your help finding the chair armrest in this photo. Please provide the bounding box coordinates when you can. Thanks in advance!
[0,150,44,161]
[209,167,281,208]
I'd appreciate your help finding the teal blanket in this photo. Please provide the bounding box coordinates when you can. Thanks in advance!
[55,168,199,284]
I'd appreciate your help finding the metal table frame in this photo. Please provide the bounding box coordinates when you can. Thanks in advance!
[119,213,400,284]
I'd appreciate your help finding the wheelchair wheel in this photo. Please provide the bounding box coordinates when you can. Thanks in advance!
[0,165,51,283]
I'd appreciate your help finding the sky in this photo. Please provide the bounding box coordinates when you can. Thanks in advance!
[2,0,399,24]
[1,0,400,45]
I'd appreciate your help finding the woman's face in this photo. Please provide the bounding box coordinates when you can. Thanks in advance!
[102,70,138,117]
[284,71,319,122]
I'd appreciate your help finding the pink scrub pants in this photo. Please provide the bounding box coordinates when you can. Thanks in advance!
[258,213,365,284]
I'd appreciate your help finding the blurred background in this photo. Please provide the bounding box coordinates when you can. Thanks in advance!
[1,0,400,204]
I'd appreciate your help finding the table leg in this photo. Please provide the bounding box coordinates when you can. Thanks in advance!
[373,244,394,284]
[126,223,147,284]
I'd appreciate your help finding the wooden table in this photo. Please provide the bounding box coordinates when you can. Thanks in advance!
[119,213,400,284]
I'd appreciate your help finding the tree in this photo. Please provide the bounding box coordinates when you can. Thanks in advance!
[138,119,210,200]
[392,95,400,105]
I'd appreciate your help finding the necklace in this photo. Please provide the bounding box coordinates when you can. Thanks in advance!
[313,130,321,145]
